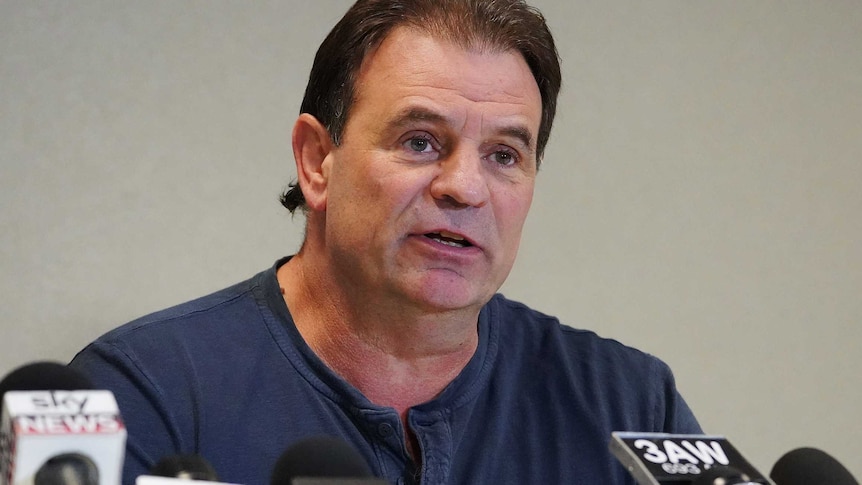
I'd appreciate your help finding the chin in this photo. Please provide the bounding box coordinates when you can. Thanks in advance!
[408,282,493,313]
[394,265,503,312]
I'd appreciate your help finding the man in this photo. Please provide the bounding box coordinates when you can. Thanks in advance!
[71,1,701,484]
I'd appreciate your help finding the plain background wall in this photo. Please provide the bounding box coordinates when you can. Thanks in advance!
[2,0,860,479]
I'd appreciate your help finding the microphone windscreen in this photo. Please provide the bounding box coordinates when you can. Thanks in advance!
[150,454,219,481]
[770,447,858,485]
[34,452,99,485]
[270,436,373,485]
[0,361,94,398]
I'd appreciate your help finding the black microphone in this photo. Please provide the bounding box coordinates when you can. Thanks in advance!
[150,454,220,481]
[0,361,126,485]
[0,361,95,396]
[136,453,235,484]
[769,447,858,485]
[270,435,388,485]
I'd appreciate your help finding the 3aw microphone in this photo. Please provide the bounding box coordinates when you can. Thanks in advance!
[610,432,773,484]
[0,362,126,485]
[271,436,388,485]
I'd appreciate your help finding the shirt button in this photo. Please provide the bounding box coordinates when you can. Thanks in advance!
[377,422,394,438]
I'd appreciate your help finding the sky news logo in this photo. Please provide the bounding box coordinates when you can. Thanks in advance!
[13,414,124,435]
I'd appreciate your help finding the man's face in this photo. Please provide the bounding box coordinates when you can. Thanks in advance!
[320,26,542,314]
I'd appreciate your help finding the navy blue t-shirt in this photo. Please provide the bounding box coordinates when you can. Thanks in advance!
[70,258,701,485]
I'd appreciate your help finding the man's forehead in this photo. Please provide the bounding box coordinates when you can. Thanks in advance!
[354,27,540,107]
[358,25,529,81]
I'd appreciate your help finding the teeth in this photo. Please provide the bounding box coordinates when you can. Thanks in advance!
[435,238,465,247]
[438,231,465,241]
[426,231,469,247]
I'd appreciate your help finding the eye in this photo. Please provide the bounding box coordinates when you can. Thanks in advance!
[405,135,434,153]
[488,148,519,167]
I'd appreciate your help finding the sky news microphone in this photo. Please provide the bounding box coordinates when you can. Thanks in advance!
[769,447,858,485]
[270,436,388,485]
[0,361,126,485]
[0,363,94,398]
[610,432,774,485]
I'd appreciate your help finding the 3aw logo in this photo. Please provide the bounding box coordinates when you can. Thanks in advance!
[634,438,731,466]
[610,433,771,483]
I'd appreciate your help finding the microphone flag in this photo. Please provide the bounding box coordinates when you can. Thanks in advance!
[610,432,773,485]
[1,390,126,485]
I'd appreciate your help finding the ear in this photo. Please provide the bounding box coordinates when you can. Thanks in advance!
[292,113,334,212]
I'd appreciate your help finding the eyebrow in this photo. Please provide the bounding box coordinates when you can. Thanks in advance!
[387,107,536,155]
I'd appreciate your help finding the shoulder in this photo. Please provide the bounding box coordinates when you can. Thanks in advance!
[487,293,663,370]
[96,270,269,346]
[70,266,284,380]
[484,294,701,433]
[484,294,682,410]
[68,266,287,425]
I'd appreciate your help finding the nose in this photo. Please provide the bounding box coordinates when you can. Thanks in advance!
[429,149,490,208]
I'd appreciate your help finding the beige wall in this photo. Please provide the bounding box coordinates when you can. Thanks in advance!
[2,0,860,479]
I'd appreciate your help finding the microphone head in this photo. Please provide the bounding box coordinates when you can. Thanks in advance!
[0,361,94,398]
[34,452,99,485]
[770,447,858,485]
[150,454,220,481]
[270,435,373,485]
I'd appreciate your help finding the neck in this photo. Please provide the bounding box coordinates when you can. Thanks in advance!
[277,252,480,415]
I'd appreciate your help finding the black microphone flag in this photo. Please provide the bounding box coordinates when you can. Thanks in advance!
[610,432,773,485]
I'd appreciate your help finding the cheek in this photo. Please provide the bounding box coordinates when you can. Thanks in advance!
[496,184,534,235]
[326,161,387,223]
[329,159,430,236]
[371,166,432,208]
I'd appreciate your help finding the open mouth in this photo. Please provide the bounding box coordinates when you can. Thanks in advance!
[424,231,473,248]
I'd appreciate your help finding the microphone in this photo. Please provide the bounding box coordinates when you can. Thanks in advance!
[769,447,858,485]
[33,453,100,485]
[270,436,388,485]
[0,362,94,397]
[610,432,774,485]
[136,454,241,485]
[0,361,126,485]
[150,454,219,481]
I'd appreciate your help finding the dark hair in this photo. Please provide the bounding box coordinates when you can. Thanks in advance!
[281,0,561,213]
